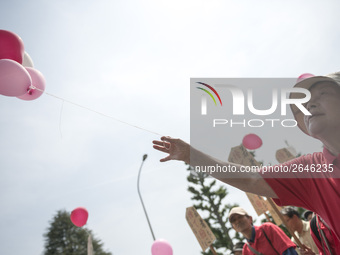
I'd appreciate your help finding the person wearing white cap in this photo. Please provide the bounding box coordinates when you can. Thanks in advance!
[153,71,340,254]
[228,207,297,255]
[261,72,340,255]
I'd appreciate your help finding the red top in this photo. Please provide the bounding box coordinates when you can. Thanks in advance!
[262,148,340,253]
[243,223,296,255]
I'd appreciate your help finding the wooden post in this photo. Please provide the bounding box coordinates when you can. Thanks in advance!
[210,245,218,255]
[264,212,272,223]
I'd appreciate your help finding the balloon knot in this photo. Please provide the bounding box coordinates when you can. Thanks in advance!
[27,85,36,95]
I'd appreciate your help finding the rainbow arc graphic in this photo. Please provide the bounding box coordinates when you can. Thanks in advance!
[196,82,222,106]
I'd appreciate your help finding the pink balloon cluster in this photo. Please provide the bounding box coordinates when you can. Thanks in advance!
[151,239,173,255]
[70,207,89,227]
[0,30,46,100]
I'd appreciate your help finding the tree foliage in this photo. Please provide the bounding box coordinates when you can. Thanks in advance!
[186,165,243,255]
[43,210,111,255]
[186,143,306,254]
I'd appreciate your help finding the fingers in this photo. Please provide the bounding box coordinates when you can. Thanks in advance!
[153,136,177,162]
[300,244,311,251]
[161,136,175,142]
[160,155,171,162]
[153,138,172,148]
[153,136,175,145]
[153,144,169,153]
[153,139,170,148]
[152,140,166,146]
[299,246,314,255]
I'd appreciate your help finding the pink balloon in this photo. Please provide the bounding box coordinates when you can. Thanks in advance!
[242,133,263,150]
[17,67,46,100]
[0,30,25,64]
[296,73,314,83]
[70,207,89,227]
[0,59,32,97]
[151,239,173,255]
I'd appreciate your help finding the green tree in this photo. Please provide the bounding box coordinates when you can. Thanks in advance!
[187,165,243,255]
[43,210,112,255]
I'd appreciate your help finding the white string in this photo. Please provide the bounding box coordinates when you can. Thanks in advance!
[32,86,162,136]
[59,100,64,139]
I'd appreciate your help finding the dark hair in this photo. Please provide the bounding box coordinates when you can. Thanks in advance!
[303,210,313,220]
[280,207,300,219]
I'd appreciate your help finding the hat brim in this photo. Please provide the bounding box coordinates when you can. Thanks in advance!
[289,76,337,135]
[228,212,247,222]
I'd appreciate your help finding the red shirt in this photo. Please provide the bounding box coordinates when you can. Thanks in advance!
[243,223,296,255]
[262,148,340,253]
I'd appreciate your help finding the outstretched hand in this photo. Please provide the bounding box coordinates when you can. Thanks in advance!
[152,136,190,163]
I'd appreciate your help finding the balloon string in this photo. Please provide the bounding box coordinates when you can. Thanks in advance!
[59,100,64,139]
[34,88,162,136]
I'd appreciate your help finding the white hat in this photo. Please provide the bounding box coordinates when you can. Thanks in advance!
[228,207,249,221]
[290,71,340,135]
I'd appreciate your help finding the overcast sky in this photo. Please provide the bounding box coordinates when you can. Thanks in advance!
[1,0,339,254]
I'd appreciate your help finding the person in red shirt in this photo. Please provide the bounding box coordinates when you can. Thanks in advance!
[153,71,340,254]
[228,207,297,255]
